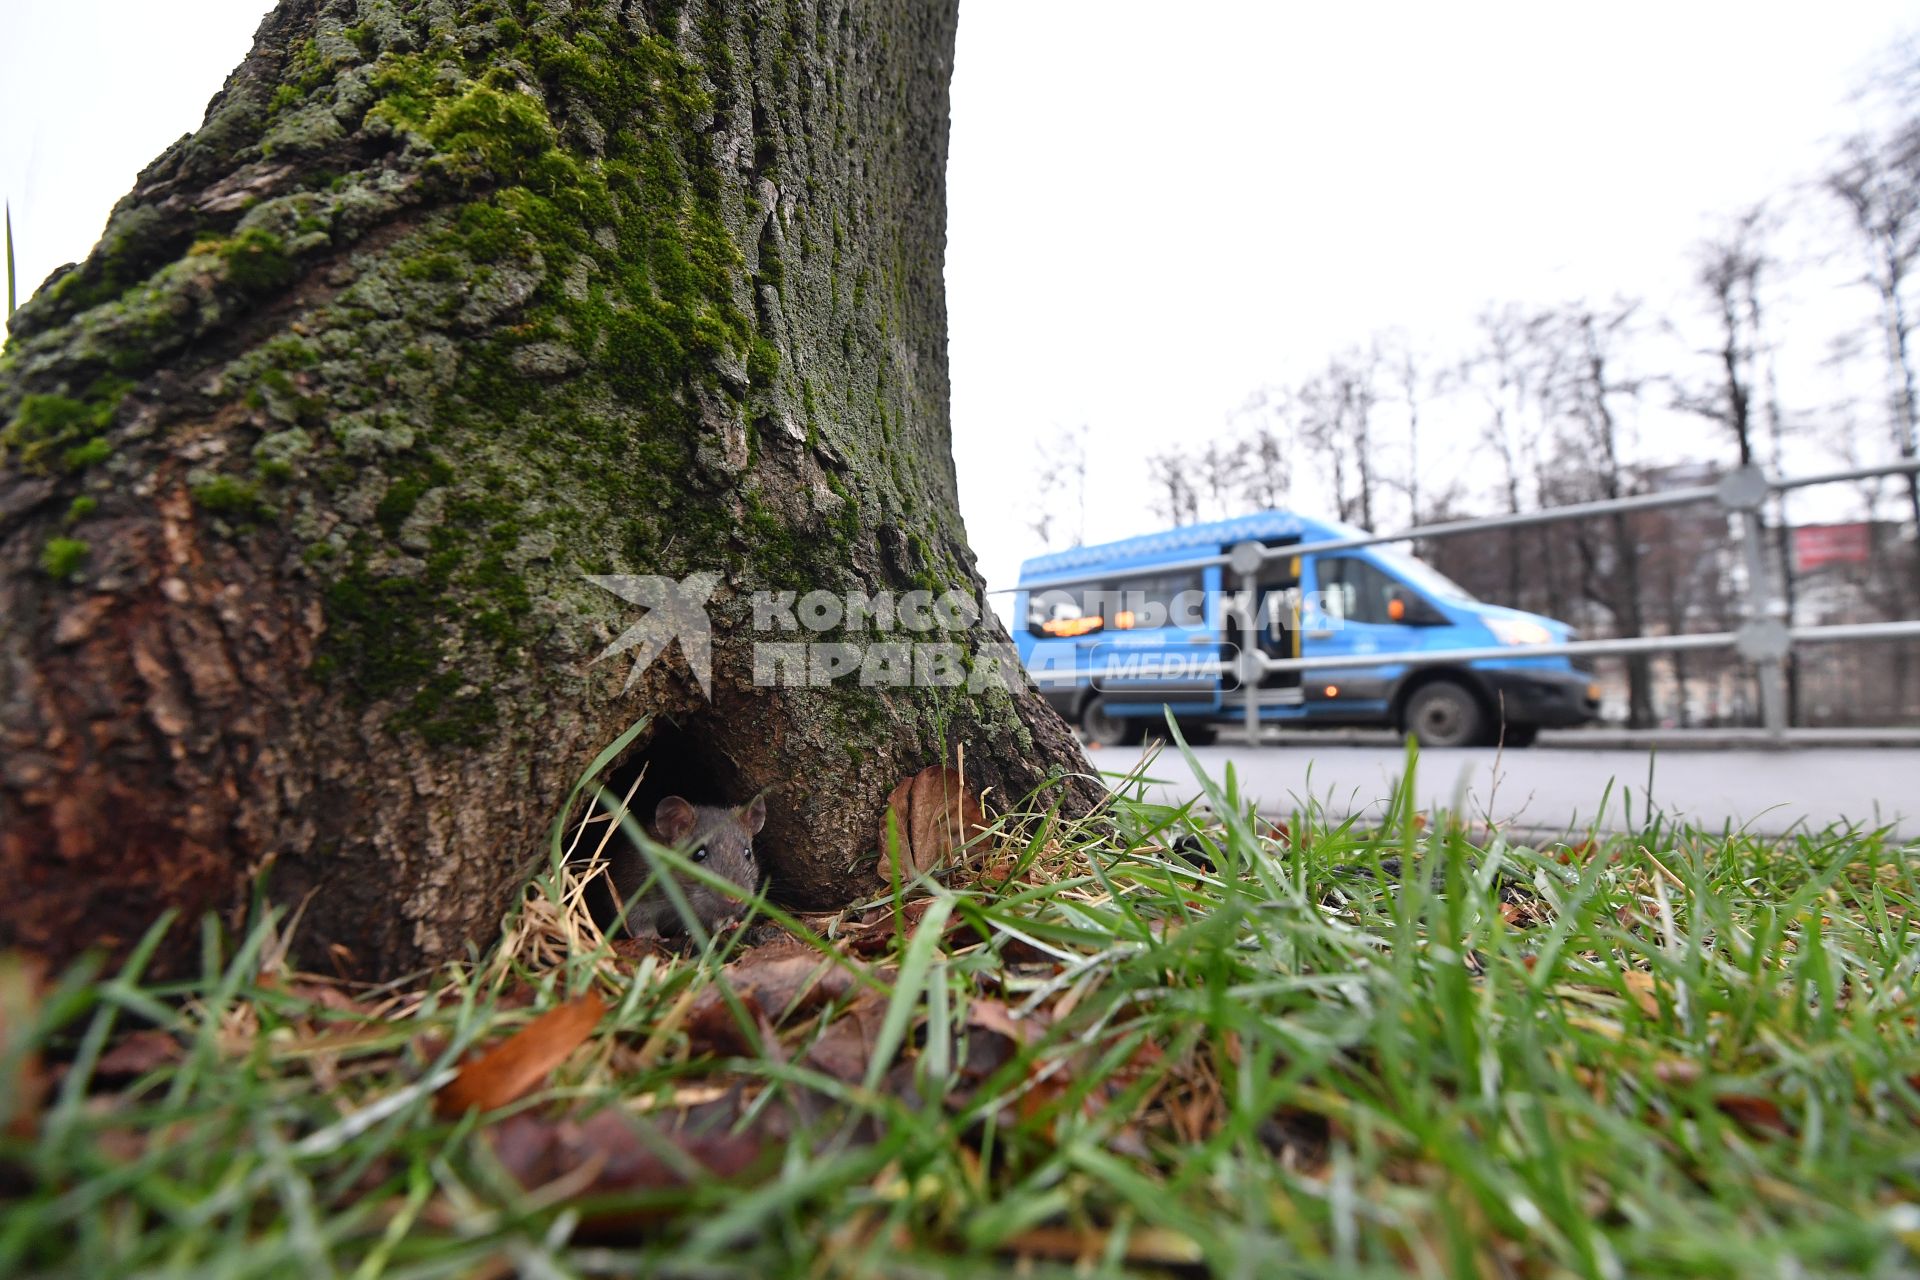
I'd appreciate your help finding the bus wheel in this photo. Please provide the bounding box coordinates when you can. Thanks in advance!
[1403,680,1487,748]
[1081,696,1144,747]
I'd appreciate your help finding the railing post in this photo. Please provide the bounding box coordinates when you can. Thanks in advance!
[1721,467,1788,735]
[1230,541,1266,749]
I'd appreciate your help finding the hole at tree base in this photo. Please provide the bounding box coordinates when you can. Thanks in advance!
[567,714,773,935]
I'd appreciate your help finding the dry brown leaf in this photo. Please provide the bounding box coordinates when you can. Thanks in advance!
[948,997,1055,1097]
[93,1029,185,1081]
[966,997,1048,1048]
[1005,1223,1203,1265]
[1558,839,1599,865]
[801,991,890,1082]
[1651,1058,1703,1086]
[684,948,863,1055]
[1716,1093,1793,1137]
[880,765,988,876]
[1619,970,1664,1018]
[274,1024,410,1060]
[258,973,374,1015]
[489,1107,768,1238]
[435,991,607,1117]
[0,954,48,1139]
[841,898,968,957]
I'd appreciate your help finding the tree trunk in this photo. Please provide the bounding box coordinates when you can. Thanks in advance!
[1609,511,1654,728]
[0,0,1098,979]
[1770,506,1801,725]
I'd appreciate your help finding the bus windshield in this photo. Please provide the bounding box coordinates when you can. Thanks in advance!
[1373,546,1479,605]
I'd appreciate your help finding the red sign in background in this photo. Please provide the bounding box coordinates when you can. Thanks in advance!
[1793,523,1872,571]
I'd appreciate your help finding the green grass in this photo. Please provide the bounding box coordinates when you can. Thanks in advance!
[5,200,16,319]
[3,732,1917,1279]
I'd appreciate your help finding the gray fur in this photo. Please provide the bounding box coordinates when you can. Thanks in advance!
[609,795,764,937]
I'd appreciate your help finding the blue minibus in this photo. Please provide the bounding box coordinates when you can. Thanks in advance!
[1013,509,1599,748]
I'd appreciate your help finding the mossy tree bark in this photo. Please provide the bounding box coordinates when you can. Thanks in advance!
[0,0,1098,978]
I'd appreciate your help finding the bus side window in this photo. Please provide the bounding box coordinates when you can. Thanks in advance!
[1028,583,1111,638]
[1317,557,1403,626]
[1112,571,1204,631]
[1317,559,1355,622]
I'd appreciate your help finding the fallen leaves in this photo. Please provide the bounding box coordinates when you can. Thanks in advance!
[258,972,377,1015]
[1714,1093,1793,1136]
[964,995,1046,1050]
[837,897,969,957]
[0,954,47,1140]
[487,1107,768,1231]
[881,765,987,876]
[1617,970,1665,1019]
[801,992,890,1083]
[18,785,1918,1280]
[1003,1222,1203,1267]
[1556,969,1669,1021]
[92,1029,185,1082]
[684,946,864,1055]
[435,992,607,1117]
[1557,839,1600,865]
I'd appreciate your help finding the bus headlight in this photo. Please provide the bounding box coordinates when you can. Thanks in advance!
[1487,618,1554,647]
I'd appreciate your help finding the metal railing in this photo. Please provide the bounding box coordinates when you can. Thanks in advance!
[1014,459,1920,743]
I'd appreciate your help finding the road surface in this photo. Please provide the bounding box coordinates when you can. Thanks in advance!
[1116,742,1920,840]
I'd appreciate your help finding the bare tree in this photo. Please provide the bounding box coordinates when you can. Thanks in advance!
[1538,301,1658,727]
[1678,205,1802,720]
[1380,332,1429,525]
[1457,305,1548,603]
[1147,450,1200,527]
[1336,351,1382,530]
[1028,424,1090,549]
[1297,350,1380,527]
[1827,119,1920,537]
[1296,370,1352,523]
[1026,501,1057,550]
[1193,437,1251,521]
[1679,206,1767,465]
[1230,387,1293,511]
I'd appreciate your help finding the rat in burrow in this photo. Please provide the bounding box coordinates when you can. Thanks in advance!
[609,795,765,937]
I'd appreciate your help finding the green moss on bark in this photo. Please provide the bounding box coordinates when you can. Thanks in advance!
[39,537,89,580]
[191,475,272,521]
[212,230,297,295]
[0,378,130,472]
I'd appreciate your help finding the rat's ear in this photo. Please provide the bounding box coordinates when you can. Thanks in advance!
[653,796,696,844]
[741,795,767,835]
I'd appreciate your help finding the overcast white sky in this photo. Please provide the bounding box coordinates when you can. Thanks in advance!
[5,1,1918,592]
[947,1,1920,589]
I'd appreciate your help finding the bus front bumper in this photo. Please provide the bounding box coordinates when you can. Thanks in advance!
[1479,669,1601,727]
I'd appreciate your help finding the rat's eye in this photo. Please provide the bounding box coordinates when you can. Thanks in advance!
[693,846,708,863]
